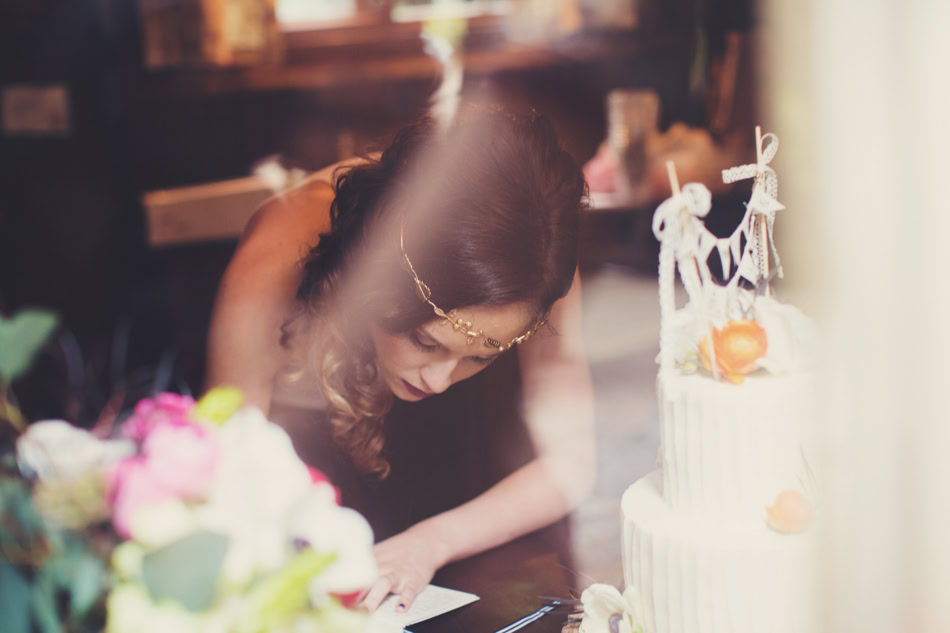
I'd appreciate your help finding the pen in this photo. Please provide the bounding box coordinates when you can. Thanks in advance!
[537,595,581,605]
[494,601,560,633]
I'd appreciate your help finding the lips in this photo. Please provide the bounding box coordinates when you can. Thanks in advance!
[402,380,432,399]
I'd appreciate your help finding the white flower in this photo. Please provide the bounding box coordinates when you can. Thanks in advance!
[201,516,288,587]
[106,584,153,633]
[753,297,818,375]
[128,498,196,547]
[667,308,706,368]
[580,584,648,633]
[194,596,245,633]
[16,420,133,481]
[111,542,146,581]
[193,407,313,585]
[286,489,377,596]
[108,583,237,633]
[206,407,312,520]
[139,602,203,633]
[106,584,201,633]
[311,604,372,633]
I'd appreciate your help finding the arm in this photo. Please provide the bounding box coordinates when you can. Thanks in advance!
[364,271,596,611]
[204,180,334,411]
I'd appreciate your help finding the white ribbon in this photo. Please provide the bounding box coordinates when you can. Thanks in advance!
[721,132,785,284]
[722,132,779,198]
[652,182,712,303]
[653,183,712,375]
[652,182,712,242]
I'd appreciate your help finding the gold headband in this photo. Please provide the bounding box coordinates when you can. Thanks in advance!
[399,222,545,351]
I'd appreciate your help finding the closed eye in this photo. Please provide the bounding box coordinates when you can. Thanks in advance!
[408,330,440,352]
[469,354,500,366]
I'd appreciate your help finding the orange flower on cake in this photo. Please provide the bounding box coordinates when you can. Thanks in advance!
[698,319,768,384]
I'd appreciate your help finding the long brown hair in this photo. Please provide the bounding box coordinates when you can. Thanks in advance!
[288,107,587,478]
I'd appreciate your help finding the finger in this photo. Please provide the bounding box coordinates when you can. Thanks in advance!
[360,575,395,613]
[394,584,418,613]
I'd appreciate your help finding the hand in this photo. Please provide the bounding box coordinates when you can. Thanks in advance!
[360,523,450,614]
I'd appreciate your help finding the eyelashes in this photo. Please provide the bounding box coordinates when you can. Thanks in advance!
[407,330,499,366]
[408,330,440,351]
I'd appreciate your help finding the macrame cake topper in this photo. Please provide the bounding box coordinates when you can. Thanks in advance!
[653,161,719,378]
[721,126,786,294]
[653,127,785,376]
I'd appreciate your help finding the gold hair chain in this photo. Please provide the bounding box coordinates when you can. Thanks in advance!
[399,222,544,351]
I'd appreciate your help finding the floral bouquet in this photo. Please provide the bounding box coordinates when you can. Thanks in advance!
[3,387,377,633]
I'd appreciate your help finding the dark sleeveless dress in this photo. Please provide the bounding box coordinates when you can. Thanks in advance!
[270,350,574,560]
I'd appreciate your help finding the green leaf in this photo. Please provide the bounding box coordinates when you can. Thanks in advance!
[0,309,59,383]
[0,563,32,633]
[1,452,18,470]
[68,552,106,620]
[141,531,228,612]
[2,478,46,538]
[194,386,244,426]
[39,548,107,621]
[30,577,64,633]
[240,549,336,633]
[0,523,16,547]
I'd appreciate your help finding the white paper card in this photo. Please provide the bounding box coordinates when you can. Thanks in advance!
[369,584,479,631]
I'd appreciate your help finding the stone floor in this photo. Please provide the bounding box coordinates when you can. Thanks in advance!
[570,266,663,588]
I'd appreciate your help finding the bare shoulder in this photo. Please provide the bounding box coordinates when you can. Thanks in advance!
[238,175,335,264]
[239,156,378,260]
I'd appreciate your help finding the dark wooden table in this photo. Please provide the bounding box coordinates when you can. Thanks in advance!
[409,529,582,633]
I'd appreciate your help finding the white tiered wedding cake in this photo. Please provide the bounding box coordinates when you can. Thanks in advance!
[620,131,819,633]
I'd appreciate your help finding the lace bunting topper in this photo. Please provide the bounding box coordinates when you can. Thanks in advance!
[654,129,785,376]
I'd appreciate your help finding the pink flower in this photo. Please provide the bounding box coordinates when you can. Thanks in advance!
[107,457,176,538]
[307,466,341,505]
[107,416,218,538]
[333,590,363,609]
[123,393,196,443]
[582,145,619,194]
[142,422,218,500]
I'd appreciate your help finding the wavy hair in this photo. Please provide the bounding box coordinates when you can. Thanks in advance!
[285,107,587,478]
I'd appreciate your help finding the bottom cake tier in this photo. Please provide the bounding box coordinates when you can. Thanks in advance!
[621,471,817,633]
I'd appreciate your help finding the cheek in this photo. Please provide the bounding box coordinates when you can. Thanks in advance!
[373,333,422,373]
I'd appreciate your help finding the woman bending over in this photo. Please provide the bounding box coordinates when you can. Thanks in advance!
[206,107,596,612]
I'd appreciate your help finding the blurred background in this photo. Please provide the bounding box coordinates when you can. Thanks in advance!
[1,1,948,630]
[0,0,759,407]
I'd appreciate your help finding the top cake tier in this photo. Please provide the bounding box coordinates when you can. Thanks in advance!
[658,367,816,522]
[650,136,820,523]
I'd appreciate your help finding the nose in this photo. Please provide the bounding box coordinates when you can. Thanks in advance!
[419,359,458,394]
